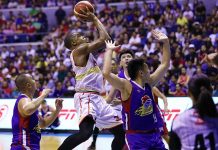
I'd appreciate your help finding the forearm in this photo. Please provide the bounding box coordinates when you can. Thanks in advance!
[102,48,113,76]
[105,87,117,104]
[161,40,171,67]
[23,95,46,116]
[39,110,60,129]
[93,17,111,41]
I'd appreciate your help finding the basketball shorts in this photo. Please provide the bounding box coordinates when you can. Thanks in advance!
[125,132,167,150]
[74,92,123,130]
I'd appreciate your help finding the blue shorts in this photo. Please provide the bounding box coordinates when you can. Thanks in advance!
[125,132,166,150]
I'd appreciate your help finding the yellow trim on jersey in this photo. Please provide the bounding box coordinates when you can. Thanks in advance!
[75,66,101,81]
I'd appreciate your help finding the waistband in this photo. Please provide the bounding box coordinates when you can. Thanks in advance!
[76,91,100,95]
[126,128,158,134]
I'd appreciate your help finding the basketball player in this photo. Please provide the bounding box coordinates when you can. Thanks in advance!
[11,73,63,150]
[169,74,218,150]
[58,10,125,150]
[88,49,170,149]
[102,30,170,150]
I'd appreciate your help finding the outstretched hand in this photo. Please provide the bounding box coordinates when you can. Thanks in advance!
[105,40,120,50]
[152,30,169,43]
[55,98,63,112]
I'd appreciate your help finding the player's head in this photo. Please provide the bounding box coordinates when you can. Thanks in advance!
[118,50,134,69]
[64,32,88,50]
[188,74,217,118]
[15,73,37,94]
[127,58,150,81]
[41,100,47,108]
[111,58,118,74]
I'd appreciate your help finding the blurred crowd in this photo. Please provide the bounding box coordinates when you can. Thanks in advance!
[0,0,139,9]
[0,0,218,98]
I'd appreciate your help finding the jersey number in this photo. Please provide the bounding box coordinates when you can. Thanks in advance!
[194,132,215,150]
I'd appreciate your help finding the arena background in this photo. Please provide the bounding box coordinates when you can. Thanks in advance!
[0,0,217,149]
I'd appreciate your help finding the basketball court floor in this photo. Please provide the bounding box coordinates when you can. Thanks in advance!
[0,132,169,150]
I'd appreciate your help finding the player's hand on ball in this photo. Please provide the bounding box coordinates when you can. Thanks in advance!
[152,30,169,43]
[105,40,120,50]
[55,98,63,112]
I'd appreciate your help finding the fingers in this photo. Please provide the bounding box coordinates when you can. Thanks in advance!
[74,10,89,19]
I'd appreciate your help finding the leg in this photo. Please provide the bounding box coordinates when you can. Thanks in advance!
[109,124,125,150]
[88,126,100,150]
[162,134,169,145]
[58,115,95,150]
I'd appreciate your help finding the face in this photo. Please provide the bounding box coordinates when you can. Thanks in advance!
[111,60,118,74]
[41,102,47,109]
[120,53,133,68]
[73,33,88,47]
[25,74,37,92]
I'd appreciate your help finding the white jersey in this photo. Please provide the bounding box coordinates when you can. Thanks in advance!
[172,108,218,150]
[71,53,104,93]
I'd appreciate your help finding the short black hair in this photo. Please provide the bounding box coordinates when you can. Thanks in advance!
[127,58,145,80]
[64,32,78,50]
[118,49,135,62]
[15,73,29,92]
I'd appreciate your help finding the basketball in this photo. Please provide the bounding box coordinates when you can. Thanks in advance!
[74,1,95,21]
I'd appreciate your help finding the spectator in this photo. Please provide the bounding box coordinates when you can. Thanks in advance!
[55,6,66,25]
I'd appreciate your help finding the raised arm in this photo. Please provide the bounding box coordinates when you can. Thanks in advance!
[102,41,131,100]
[38,98,63,129]
[149,30,171,86]
[74,9,111,56]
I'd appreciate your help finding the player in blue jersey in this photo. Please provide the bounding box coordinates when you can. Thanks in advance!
[169,74,218,150]
[102,30,170,150]
[11,73,63,150]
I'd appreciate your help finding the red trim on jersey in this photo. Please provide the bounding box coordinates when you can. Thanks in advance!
[79,95,82,116]
[153,94,158,104]
[88,94,90,115]
[122,88,133,130]
[126,128,158,134]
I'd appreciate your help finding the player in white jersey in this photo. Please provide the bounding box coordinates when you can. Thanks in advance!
[169,74,218,150]
[58,10,125,150]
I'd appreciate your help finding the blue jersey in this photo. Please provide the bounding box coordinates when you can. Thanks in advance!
[11,94,41,150]
[122,81,159,131]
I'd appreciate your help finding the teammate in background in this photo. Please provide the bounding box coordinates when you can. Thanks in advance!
[39,100,60,132]
[103,30,170,150]
[11,73,63,150]
[169,74,218,150]
[58,9,125,150]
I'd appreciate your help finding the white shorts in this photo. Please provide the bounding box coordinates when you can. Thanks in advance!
[110,104,122,119]
[74,92,123,130]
